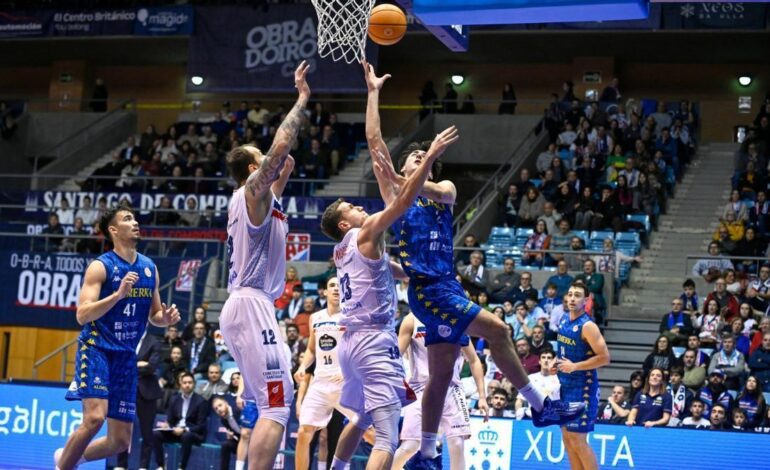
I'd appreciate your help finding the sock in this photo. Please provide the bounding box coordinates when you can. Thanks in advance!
[420,432,439,459]
[235,461,245,470]
[520,383,546,412]
[318,462,327,470]
[331,456,349,470]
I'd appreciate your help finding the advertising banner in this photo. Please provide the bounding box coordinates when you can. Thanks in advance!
[175,259,201,292]
[661,2,767,29]
[286,232,311,261]
[0,382,105,469]
[188,5,377,93]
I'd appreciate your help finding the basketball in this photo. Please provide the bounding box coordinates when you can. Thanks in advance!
[368,4,407,46]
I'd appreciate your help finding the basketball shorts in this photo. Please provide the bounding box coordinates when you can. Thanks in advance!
[559,372,600,433]
[299,379,355,428]
[408,278,482,346]
[339,329,416,425]
[400,384,471,440]
[239,400,259,429]
[65,339,137,422]
[219,287,294,427]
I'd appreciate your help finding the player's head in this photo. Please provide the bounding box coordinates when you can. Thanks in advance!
[226,145,264,186]
[320,198,368,241]
[326,276,340,309]
[565,281,587,313]
[99,201,139,245]
[211,395,230,418]
[179,372,195,394]
[398,141,442,180]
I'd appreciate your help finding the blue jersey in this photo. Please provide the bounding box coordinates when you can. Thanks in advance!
[397,196,454,279]
[79,251,156,353]
[557,312,598,385]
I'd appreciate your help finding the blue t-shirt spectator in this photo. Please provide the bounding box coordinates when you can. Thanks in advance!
[632,391,672,425]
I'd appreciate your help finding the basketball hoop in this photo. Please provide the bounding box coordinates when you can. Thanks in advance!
[311,0,376,64]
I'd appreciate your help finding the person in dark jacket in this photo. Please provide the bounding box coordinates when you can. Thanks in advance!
[152,372,209,470]
[498,83,517,114]
[732,227,765,274]
[749,332,770,392]
[659,298,694,346]
[642,335,679,378]
[116,333,164,470]
[185,321,217,377]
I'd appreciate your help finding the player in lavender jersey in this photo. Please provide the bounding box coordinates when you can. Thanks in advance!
[392,313,488,470]
[321,125,459,470]
[219,61,309,470]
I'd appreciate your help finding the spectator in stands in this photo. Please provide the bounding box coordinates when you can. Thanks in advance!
[594,237,642,278]
[152,372,209,470]
[554,183,576,221]
[442,83,458,114]
[500,183,521,227]
[210,395,246,470]
[512,271,538,304]
[418,80,438,120]
[498,82,517,114]
[680,399,709,429]
[600,78,621,103]
[591,185,623,232]
[680,279,699,316]
[152,196,181,226]
[119,135,141,161]
[572,186,595,230]
[529,325,549,356]
[660,298,694,346]
[489,388,515,418]
[515,337,539,375]
[694,299,722,347]
[186,322,217,378]
[723,189,749,222]
[280,284,304,321]
[539,284,564,328]
[195,363,228,400]
[182,307,210,342]
[667,366,694,426]
[55,198,74,225]
[682,349,707,392]
[42,213,64,252]
[460,250,489,298]
[649,102,671,136]
[642,335,678,378]
[615,174,634,215]
[73,195,98,227]
[178,197,201,228]
[747,265,770,314]
[510,301,536,341]
[64,217,89,253]
[597,385,631,424]
[703,277,739,322]
[518,186,546,227]
[454,234,480,269]
[537,201,562,234]
[544,260,573,298]
[729,317,751,357]
[714,211,745,245]
[537,143,559,176]
[294,297,316,338]
[733,227,765,274]
[163,325,184,353]
[514,349,559,420]
[626,368,672,428]
[285,324,305,364]
[89,77,108,112]
[549,219,574,261]
[708,404,728,430]
[575,259,606,323]
[488,258,520,304]
[564,236,587,272]
[521,220,551,267]
[708,333,746,391]
[749,191,769,235]
[751,318,770,355]
[730,407,749,431]
[737,375,766,427]
[629,371,644,401]
[749,332,770,392]
[737,161,764,197]
[314,281,328,311]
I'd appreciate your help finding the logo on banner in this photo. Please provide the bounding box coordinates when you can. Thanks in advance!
[244,16,317,75]
[286,233,311,261]
[680,2,746,20]
[465,418,513,469]
[175,259,201,292]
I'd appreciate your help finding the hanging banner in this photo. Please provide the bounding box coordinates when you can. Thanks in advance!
[175,259,202,292]
[286,233,311,262]
[661,2,767,29]
[188,5,377,93]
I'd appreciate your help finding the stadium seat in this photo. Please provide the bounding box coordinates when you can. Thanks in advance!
[529,178,542,188]
[626,214,651,235]
[303,281,319,292]
[549,340,558,351]
[220,360,237,371]
[701,348,715,357]
[484,246,503,268]
[728,390,738,399]
[589,231,614,251]
[672,346,685,358]
[489,226,515,247]
[515,228,533,250]
[615,232,641,256]
[572,230,589,246]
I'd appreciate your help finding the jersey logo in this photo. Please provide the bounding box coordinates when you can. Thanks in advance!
[144,267,152,277]
[438,325,452,338]
[271,208,288,222]
[267,381,285,407]
[318,334,337,352]
[112,276,121,282]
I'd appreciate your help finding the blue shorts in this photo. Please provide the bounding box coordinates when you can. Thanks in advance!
[65,339,137,422]
[407,278,482,346]
[240,400,259,429]
[559,372,600,433]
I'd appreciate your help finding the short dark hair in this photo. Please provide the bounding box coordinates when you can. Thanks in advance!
[691,398,704,407]
[683,279,695,289]
[670,366,684,377]
[320,198,346,242]
[397,141,442,180]
[99,201,135,242]
[491,387,508,399]
[293,284,304,293]
[569,280,588,295]
[179,371,194,383]
[286,324,299,333]
[539,349,555,359]
[226,145,259,185]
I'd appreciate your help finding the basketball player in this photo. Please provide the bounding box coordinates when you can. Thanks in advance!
[320,125,459,470]
[361,60,586,459]
[219,61,309,470]
[392,312,488,470]
[233,373,258,470]
[55,203,180,470]
[294,276,355,470]
[556,281,611,470]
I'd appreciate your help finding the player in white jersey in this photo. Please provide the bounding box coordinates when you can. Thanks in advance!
[321,125,459,470]
[294,277,355,470]
[219,61,310,470]
[392,313,488,470]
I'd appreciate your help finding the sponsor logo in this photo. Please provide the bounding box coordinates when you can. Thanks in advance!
[144,267,152,277]
[438,325,452,338]
[573,325,579,332]
[267,381,285,408]
[93,377,101,385]
[318,334,337,352]
[67,381,78,392]
[478,428,499,445]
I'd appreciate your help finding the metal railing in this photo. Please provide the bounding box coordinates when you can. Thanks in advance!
[684,254,769,277]
[32,338,78,381]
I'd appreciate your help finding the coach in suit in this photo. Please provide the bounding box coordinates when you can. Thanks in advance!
[185,321,217,377]
[152,372,209,470]
[116,332,164,470]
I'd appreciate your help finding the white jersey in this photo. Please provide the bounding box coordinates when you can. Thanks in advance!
[407,316,462,393]
[226,187,288,299]
[311,309,345,381]
[333,228,397,330]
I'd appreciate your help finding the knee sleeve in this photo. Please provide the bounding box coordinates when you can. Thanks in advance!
[370,403,401,455]
[259,405,290,428]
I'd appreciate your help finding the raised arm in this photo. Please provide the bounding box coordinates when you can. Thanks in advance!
[77,261,134,325]
[420,180,457,206]
[363,61,399,206]
[358,126,459,259]
[244,62,310,210]
[270,154,295,198]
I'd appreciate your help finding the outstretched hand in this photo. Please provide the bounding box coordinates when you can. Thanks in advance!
[362,59,391,92]
[160,302,181,326]
[372,149,404,187]
[426,125,460,161]
[294,60,311,99]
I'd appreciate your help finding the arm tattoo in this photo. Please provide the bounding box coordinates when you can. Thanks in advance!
[245,101,305,197]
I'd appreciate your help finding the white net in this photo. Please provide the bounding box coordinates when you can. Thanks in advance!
[311,0,376,64]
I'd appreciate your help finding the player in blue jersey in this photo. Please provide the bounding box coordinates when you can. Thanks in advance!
[361,61,587,459]
[55,203,180,470]
[556,281,611,469]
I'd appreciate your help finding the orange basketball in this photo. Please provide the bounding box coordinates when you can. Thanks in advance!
[368,4,407,46]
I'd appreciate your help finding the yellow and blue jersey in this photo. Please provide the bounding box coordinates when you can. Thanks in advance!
[557,312,600,432]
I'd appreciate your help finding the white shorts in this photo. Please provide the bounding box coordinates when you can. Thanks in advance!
[339,329,415,425]
[299,380,355,428]
[400,384,471,440]
[219,288,294,427]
